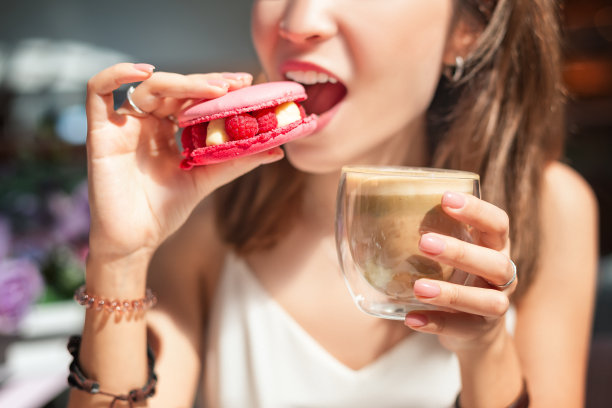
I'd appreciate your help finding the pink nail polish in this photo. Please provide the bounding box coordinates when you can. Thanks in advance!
[405,314,428,327]
[222,72,253,81]
[414,280,441,298]
[419,234,445,255]
[208,79,230,89]
[442,191,465,209]
[133,63,155,73]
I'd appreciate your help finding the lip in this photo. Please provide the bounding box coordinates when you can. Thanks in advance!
[279,60,345,132]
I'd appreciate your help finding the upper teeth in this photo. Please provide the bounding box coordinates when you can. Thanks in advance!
[285,70,338,85]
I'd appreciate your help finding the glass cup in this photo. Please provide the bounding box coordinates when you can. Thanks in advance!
[335,166,481,320]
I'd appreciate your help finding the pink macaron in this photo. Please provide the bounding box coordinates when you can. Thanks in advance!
[178,81,317,169]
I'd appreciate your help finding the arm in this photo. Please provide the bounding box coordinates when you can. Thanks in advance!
[68,63,281,407]
[514,162,598,407]
[69,203,225,408]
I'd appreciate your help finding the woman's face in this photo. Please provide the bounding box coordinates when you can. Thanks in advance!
[251,0,455,173]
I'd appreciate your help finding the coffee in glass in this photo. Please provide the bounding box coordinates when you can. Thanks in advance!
[336,166,480,320]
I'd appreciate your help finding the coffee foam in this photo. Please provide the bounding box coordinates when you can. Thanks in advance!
[346,172,476,196]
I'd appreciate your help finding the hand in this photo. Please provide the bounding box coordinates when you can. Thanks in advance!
[404,192,517,353]
[86,63,284,265]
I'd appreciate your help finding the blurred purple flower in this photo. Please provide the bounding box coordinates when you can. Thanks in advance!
[48,181,90,244]
[0,258,44,334]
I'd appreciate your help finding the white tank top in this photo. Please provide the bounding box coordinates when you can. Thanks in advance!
[203,254,467,408]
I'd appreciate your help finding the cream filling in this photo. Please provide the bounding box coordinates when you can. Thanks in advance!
[204,102,303,147]
[205,118,230,146]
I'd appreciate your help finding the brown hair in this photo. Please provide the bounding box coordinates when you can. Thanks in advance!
[215,0,565,301]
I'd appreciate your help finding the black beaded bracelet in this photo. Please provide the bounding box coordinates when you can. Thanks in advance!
[454,380,529,408]
[67,335,157,407]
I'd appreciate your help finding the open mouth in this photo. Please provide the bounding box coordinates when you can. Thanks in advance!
[284,69,347,116]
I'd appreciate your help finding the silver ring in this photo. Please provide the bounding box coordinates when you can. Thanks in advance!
[494,259,517,289]
[126,85,147,115]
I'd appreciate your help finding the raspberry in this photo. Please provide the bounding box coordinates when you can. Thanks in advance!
[190,123,208,149]
[225,113,259,141]
[298,103,306,119]
[253,108,278,134]
[181,128,194,152]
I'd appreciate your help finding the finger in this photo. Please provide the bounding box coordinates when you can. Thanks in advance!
[86,63,155,124]
[129,72,252,114]
[148,97,185,119]
[189,148,285,199]
[405,311,495,340]
[419,232,516,288]
[220,72,254,90]
[441,192,510,251]
[412,279,510,317]
[129,72,229,114]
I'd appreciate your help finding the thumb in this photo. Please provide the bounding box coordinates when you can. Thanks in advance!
[190,148,285,198]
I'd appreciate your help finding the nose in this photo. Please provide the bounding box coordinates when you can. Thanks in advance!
[278,0,337,45]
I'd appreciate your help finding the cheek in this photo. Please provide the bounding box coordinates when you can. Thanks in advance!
[349,2,453,130]
[251,1,281,77]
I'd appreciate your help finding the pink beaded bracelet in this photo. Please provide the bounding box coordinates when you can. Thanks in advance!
[74,285,157,314]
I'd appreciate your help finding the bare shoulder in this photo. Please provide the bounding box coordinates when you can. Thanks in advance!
[541,161,598,221]
[516,160,598,326]
[535,160,598,279]
[533,161,598,287]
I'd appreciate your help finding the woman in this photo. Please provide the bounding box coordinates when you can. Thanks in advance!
[69,0,598,407]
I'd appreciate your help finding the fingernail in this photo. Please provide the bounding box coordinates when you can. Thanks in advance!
[133,63,155,73]
[405,313,428,327]
[442,191,465,209]
[414,280,441,298]
[222,72,253,81]
[419,233,445,255]
[208,79,230,89]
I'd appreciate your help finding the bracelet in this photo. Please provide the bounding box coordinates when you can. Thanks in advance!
[74,285,157,315]
[454,380,529,408]
[67,335,157,407]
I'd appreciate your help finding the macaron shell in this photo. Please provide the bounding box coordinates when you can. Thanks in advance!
[178,81,307,127]
[180,114,316,169]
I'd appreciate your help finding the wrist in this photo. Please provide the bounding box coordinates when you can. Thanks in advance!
[456,327,524,408]
[87,225,160,271]
[85,250,153,298]
[455,319,508,359]
[455,380,529,408]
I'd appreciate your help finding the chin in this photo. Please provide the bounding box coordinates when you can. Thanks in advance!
[283,134,380,175]
[283,143,346,175]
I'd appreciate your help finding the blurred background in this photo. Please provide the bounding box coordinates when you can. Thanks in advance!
[0,0,610,407]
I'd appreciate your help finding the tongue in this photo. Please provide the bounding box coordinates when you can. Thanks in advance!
[302,82,347,116]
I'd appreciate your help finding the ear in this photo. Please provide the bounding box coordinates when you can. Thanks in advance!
[442,10,484,65]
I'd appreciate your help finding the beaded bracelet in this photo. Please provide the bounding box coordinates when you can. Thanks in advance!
[67,335,157,407]
[74,285,157,315]
[454,380,529,408]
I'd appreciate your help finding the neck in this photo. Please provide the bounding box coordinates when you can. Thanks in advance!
[299,115,429,234]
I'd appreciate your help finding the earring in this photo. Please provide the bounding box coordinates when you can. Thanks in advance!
[444,56,465,83]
